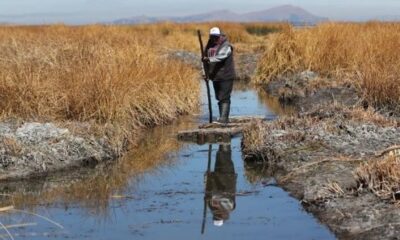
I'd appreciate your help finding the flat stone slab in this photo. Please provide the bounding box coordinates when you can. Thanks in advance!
[177,116,265,144]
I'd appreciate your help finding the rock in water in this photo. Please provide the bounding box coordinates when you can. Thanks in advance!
[177,116,266,144]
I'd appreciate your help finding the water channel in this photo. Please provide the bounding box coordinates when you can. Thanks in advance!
[0,83,336,239]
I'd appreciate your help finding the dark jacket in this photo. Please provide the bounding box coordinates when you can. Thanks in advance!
[205,37,236,81]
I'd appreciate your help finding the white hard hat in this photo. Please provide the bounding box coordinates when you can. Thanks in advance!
[209,27,221,36]
[213,220,224,227]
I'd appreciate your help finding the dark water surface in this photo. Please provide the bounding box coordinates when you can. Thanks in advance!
[0,83,335,239]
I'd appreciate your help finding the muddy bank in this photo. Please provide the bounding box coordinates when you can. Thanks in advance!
[242,105,400,239]
[265,71,361,112]
[0,121,117,180]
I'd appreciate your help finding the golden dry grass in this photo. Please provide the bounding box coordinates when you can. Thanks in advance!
[255,22,400,109]
[0,25,200,149]
[0,22,286,149]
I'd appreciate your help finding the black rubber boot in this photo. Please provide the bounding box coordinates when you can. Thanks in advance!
[219,102,230,124]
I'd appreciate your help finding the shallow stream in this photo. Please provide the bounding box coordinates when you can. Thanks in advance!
[0,83,335,239]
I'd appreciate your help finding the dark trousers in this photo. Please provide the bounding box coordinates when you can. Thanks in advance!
[212,79,234,105]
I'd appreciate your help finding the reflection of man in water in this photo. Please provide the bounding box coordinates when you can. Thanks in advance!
[205,144,237,227]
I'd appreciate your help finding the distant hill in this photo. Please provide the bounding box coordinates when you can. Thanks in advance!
[375,15,400,21]
[113,15,160,25]
[173,10,240,22]
[113,5,328,25]
[242,5,327,23]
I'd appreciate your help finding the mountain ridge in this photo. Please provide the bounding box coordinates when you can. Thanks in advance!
[113,5,328,25]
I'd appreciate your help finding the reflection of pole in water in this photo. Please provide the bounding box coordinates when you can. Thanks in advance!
[201,143,237,234]
[201,144,213,235]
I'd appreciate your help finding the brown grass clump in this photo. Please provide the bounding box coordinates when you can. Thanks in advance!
[242,120,270,159]
[255,22,400,109]
[243,22,286,36]
[0,25,199,149]
[355,155,400,201]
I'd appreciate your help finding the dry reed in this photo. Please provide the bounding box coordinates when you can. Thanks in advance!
[355,155,400,201]
[255,22,400,109]
[0,25,200,149]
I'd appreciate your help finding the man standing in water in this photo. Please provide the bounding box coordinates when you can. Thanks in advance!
[203,27,236,124]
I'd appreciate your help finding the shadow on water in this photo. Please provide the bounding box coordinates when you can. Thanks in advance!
[0,83,335,239]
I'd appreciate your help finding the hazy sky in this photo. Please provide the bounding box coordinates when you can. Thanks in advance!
[1,0,399,24]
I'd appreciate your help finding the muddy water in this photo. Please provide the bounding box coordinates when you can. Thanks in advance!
[0,84,335,239]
